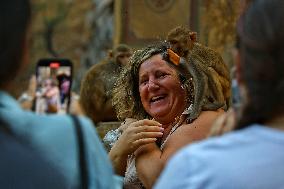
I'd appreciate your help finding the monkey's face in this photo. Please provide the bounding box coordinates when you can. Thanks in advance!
[168,36,191,58]
[116,51,132,66]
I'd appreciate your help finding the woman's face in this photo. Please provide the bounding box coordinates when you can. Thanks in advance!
[138,54,187,124]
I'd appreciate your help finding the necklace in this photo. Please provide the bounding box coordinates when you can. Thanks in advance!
[155,104,193,150]
[160,114,186,150]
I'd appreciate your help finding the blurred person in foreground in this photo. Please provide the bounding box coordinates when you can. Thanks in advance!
[106,42,226,188]
[0,118,67,188]
[0,0,122,188]
[155,0,284,188]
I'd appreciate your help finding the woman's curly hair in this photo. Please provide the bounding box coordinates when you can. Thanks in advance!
[112,42,194,121]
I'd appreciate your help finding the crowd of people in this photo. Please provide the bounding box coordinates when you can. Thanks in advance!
[1,0,283,188]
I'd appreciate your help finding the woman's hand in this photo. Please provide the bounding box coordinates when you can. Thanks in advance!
[118,118,137,133]
[114,119,163,157]
[109,119,163,176]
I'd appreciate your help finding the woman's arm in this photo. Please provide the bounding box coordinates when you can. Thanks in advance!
[135,110,224,188]
[134,143,163,188]
[108,139,129,176]
[109,119,164,176]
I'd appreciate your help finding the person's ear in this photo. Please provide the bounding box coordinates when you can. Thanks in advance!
[189,32,197,42]
[235,49,243,85]
[235,48,249,103]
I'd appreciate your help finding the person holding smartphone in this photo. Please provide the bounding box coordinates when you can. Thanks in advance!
[0,0,122,188]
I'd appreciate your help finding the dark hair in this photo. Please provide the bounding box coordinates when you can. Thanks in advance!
[0,0,31,88]
[112,42,193,120]
[236,0,284,129]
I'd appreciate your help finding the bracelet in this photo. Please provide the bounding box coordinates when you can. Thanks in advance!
[103,128,122,151]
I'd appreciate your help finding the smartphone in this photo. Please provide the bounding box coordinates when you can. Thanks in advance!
[34,58,73,114]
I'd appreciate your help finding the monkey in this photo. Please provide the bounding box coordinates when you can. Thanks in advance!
[79,44,132,124]
[167,26,231,121]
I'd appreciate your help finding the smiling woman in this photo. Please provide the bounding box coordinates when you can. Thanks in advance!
[107,42,225,189]
[138,54,188,123]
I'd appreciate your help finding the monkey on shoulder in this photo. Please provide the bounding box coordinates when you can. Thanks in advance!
[167,26,231,121]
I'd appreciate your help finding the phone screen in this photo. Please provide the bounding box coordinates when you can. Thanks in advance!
[34,59,72,114]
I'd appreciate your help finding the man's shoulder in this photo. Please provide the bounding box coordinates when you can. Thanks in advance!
[0,131,67,188]
[177,127,254,159]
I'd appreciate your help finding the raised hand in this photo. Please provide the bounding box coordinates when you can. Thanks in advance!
[109,119,163,176]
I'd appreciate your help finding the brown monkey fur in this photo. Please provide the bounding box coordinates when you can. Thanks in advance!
[167,26,231,120]
[79,44,132,124]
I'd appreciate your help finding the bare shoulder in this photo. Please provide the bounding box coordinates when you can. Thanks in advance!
[194,109,225,126]
[162,109,225,159]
